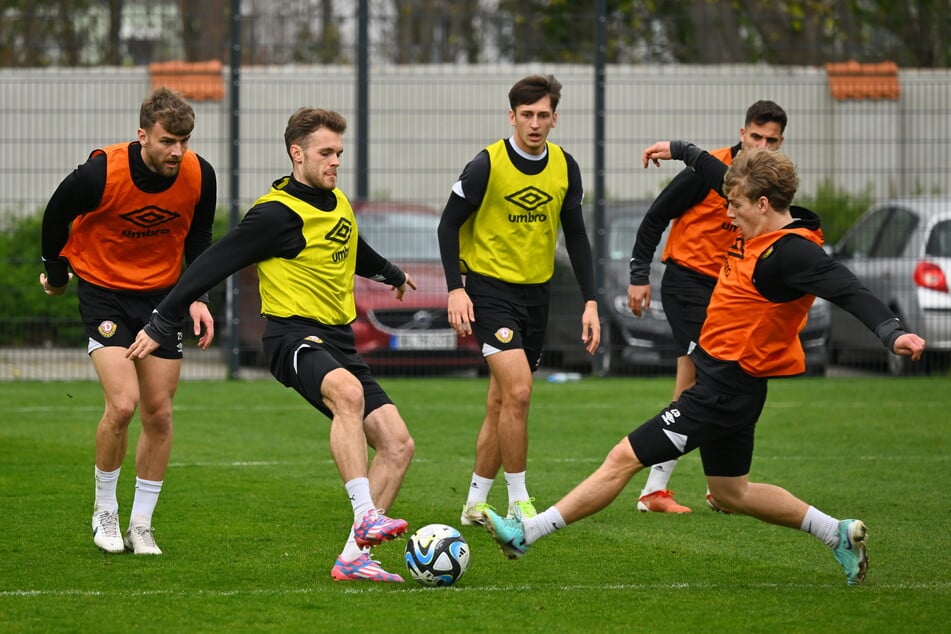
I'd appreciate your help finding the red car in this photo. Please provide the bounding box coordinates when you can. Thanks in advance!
[237,201,484,375]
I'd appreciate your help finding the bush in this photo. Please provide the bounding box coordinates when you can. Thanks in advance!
[0,213,83,346]
[797,179,874,246]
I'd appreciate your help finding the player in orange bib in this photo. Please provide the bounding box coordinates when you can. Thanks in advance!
[481,146,925,587]
[627,101,788,514]
[40,87,217,556]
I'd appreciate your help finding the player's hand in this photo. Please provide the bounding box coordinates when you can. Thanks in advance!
[392,273,418,301]
[627,284,651,317]
[189,301,215,350]
[39,272,72,296]
[642,141,672,168]
[447,288,474,336]
[126,330,161,359]
[893,333,926,361]
[581,300,601,355]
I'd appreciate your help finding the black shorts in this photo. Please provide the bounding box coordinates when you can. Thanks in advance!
[660,261,717,356]
[626,373,767,477]
[469,294,549,372]
[76,279,182,360]
[262,315,393,420]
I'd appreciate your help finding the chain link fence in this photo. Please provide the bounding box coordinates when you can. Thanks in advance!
[1,3,949,380]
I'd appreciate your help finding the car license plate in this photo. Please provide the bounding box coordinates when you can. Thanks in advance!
[391,332,457,350]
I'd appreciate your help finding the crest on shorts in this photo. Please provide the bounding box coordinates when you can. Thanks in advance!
[97,321,117,338]
[304,335,324,344]
[494,327,513,343]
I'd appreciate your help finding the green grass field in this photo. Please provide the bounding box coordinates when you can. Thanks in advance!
[1,376,949,633]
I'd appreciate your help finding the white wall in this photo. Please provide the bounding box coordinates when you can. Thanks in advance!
[2,64,948,221]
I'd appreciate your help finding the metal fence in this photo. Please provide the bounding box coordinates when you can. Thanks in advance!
[2,63,950,380]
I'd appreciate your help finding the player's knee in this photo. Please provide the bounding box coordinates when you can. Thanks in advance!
[325,378,366,416]
[605,438,641,474]
[103,398,138,426]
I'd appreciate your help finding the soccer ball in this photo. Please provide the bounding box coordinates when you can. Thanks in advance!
[404,523,470,587]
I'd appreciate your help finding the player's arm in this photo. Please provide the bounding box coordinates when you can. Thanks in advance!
[559,152,599,353]
[181,156,218,347]
[628,166,711,315]
[40,155,106,290]
[355,236,415,300]
[760,234,925,359]
[182,156,218,265]
[562,204,601,354]
[438,151,486,336]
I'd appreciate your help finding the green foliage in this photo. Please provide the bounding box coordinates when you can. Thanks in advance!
[0,212,82,346]
[1,376,949,631]
[797,180,874,246]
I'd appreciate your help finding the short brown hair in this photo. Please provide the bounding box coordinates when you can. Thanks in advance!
[284,108,347,159]
[508,74,562,112]
[140,87,194,136]
[745,100,788,134]
[723,148,799,211]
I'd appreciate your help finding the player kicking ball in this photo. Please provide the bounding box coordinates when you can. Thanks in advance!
[481,143,925,586]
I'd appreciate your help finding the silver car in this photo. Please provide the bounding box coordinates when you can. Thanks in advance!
[829,196,951,375]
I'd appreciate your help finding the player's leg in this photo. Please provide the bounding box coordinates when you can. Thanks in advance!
[706,474,867,586]
[362,404,414,513]
[482,380,719,558]
[700,408,867,586]
[483,437,646,559]
[637,356,695,513]
[460,374,503,524]
[89,345,141,553]
[639,268,709,513]
[484,348,535,516]
[289,344,406,581]
[462,295,535,523]
[121,353,181,555]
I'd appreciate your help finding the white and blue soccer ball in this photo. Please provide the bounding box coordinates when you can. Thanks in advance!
[404,523,470,587]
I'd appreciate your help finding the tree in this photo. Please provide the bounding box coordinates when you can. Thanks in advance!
[388,0,482,63]
[179,0,228,62]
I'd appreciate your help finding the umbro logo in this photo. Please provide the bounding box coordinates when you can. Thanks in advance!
[505,186,552,212]
[325,218,352,244]
[120,206,180,228]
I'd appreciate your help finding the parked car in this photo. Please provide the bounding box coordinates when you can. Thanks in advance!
[238,201,484,374]
[545,200,831,375]
[828,196,951,375]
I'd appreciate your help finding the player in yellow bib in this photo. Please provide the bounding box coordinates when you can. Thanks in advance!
[438,74,601,528]
[128,108,415,583]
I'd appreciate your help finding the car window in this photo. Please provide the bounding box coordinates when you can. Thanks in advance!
[605,209,670,263]
[357,212,441,261]
[925,219,951,257]
[609,215,644,261]
[836,207,891,259]
[871,207,918,258]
